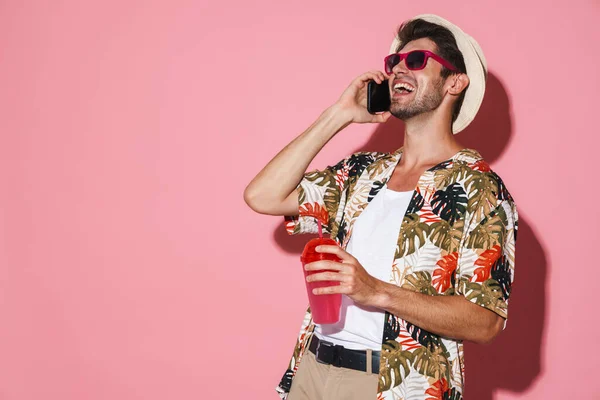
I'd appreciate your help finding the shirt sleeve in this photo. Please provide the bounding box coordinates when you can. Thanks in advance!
[284,156,350,236]
[456,199,518,321]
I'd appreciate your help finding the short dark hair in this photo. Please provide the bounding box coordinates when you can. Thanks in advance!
[395,19,467,123]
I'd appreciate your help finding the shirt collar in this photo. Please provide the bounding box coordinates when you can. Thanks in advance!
[389,147,483,169]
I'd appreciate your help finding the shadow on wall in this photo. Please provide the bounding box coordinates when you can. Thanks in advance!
[463,217,546,399]
[273,72,547,399]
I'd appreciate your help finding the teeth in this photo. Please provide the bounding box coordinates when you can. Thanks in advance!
[394,83,415,92]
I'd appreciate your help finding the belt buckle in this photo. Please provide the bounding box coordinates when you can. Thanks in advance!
[315,340,343,367]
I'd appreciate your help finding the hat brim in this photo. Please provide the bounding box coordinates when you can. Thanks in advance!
[389,14,487,134]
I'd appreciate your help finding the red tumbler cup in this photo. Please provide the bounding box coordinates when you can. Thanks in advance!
[301,237,342,324]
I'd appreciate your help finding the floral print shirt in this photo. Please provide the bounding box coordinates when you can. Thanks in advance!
[276,147,518,400]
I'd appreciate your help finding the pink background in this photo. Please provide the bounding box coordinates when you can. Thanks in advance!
[1,1,598,399]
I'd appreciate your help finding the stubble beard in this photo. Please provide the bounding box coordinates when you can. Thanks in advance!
[390,79,444,121]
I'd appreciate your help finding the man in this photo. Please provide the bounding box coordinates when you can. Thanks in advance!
[244,14,518,400]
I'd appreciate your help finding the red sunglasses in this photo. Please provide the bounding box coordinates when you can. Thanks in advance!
[384,50,457,74]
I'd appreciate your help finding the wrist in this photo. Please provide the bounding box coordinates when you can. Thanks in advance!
[325,103,353,128]
[373,280,393,310]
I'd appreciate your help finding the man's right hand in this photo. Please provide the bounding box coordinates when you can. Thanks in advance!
[244,71,393,216]
[334,70,392,124]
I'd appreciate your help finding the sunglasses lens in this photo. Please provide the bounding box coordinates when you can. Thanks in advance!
[406,51,426,69]
[385,54,400,74]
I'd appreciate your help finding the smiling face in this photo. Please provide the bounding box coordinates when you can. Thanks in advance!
[388,37,447,121]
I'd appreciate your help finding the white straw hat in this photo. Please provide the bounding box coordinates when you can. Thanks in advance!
[389,14,488,134]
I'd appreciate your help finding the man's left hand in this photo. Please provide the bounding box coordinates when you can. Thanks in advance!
[304,245,383,307]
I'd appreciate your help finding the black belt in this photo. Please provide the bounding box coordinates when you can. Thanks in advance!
[308,335,380,374]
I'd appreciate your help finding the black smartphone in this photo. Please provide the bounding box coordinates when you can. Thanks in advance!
[367,79,390,114]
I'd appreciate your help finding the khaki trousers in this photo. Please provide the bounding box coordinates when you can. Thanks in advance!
[287,343,379,400]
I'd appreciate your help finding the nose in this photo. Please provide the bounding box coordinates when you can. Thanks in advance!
[391,56,409,75]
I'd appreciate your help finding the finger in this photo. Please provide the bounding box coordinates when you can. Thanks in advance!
[306,271,347,283]
[315,245,355,262]
[356,70,385,84]
[304,260,344,271]
[314,285,349,295]
[373,76,382,84]
[374,111,392,123]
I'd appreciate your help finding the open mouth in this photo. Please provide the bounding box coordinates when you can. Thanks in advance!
[393,82,415,95]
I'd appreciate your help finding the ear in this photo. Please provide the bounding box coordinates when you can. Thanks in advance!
[447,73,470,96]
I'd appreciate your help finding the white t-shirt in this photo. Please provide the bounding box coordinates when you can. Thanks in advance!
[314,184,413,350]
